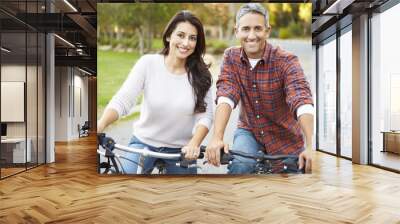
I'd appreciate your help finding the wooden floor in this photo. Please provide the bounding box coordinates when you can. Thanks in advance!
[0,167,26,178]
[1,163,44,178]
[1,136,400,223]
[372,150,400,171]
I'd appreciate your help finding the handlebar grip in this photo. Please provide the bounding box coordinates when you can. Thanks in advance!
[180,145,206,161]
[220,150,233,165]
[282,157,305,174]
[198,145,206,159]
[198,146,228,161]
[198,146,233,164]
[97,133,116,152]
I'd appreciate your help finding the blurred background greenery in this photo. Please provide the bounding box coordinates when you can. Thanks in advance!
[98,3,311,54]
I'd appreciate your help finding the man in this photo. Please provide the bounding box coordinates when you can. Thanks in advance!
[206,3,314,174]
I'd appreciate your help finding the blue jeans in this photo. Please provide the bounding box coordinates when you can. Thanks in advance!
[120,136,197,174]
[228,128,264,174]
[228,128,304,174]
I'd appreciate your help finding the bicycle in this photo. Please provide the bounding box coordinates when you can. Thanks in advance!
[97,133,305,174]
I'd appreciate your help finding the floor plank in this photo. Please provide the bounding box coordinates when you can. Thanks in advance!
[0,135,400,223]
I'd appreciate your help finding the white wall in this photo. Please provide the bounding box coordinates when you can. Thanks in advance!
[55,67,69,141]
[1,63,46,164]
[1,65,27,138]
[73,73,89,137]
[54,67,89,141]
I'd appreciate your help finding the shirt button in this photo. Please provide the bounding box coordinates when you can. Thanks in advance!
[255,100,258,104]
[253,84,257,88]
[260,130,264,135]
[256,115,260,119]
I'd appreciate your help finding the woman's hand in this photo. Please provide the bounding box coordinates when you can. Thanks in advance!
[182,144,201,160]
[183,125,209,160]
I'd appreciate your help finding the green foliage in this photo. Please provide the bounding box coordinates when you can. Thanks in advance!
[98,35,111,46]
[152,38,164,51]
[110,38,120,48]
[120,36,139,49]
[269,29,280,39]
[98,3,311,51]
[288,22,303,37]
[206,39,229,55]
[265,3,311,39]
[278,21,305,39]
[279,27,291,39]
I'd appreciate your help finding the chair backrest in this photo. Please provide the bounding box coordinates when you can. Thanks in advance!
[82,121,90,130]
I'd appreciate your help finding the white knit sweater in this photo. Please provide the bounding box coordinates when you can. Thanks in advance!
[106,54,213,148]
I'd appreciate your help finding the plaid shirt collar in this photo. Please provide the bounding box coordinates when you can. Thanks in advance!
[239,41,272,65]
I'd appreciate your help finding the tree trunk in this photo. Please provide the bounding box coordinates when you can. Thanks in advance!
[227,3,236,42]
[138,29,144,55]
[218,25,223,40]
[145,24,152,53]
[116,25,122,41]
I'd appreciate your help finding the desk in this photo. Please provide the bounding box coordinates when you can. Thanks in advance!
[1,138,31,163]
[381,131,400,154]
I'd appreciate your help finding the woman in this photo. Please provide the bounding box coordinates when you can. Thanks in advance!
[97,10,213,174]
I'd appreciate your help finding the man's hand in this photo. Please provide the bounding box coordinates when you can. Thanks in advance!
[298,147,312,173]
[206,138,229,166]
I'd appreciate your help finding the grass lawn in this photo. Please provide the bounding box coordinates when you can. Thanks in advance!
[97,50,142,122]
[97,50,140,108]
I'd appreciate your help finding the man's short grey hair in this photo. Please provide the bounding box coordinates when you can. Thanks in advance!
[236,3,269,28]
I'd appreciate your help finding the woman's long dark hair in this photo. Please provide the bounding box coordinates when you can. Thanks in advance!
[161,10,212,113]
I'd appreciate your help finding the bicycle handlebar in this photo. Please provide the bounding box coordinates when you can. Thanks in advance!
[98,133,300,163]
[98,133,305,173]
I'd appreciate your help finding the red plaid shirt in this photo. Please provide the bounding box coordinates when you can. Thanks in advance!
[216,43,313,155]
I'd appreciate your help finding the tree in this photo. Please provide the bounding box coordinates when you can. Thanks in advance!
[98,4,121,44]
[298,4,312,36]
